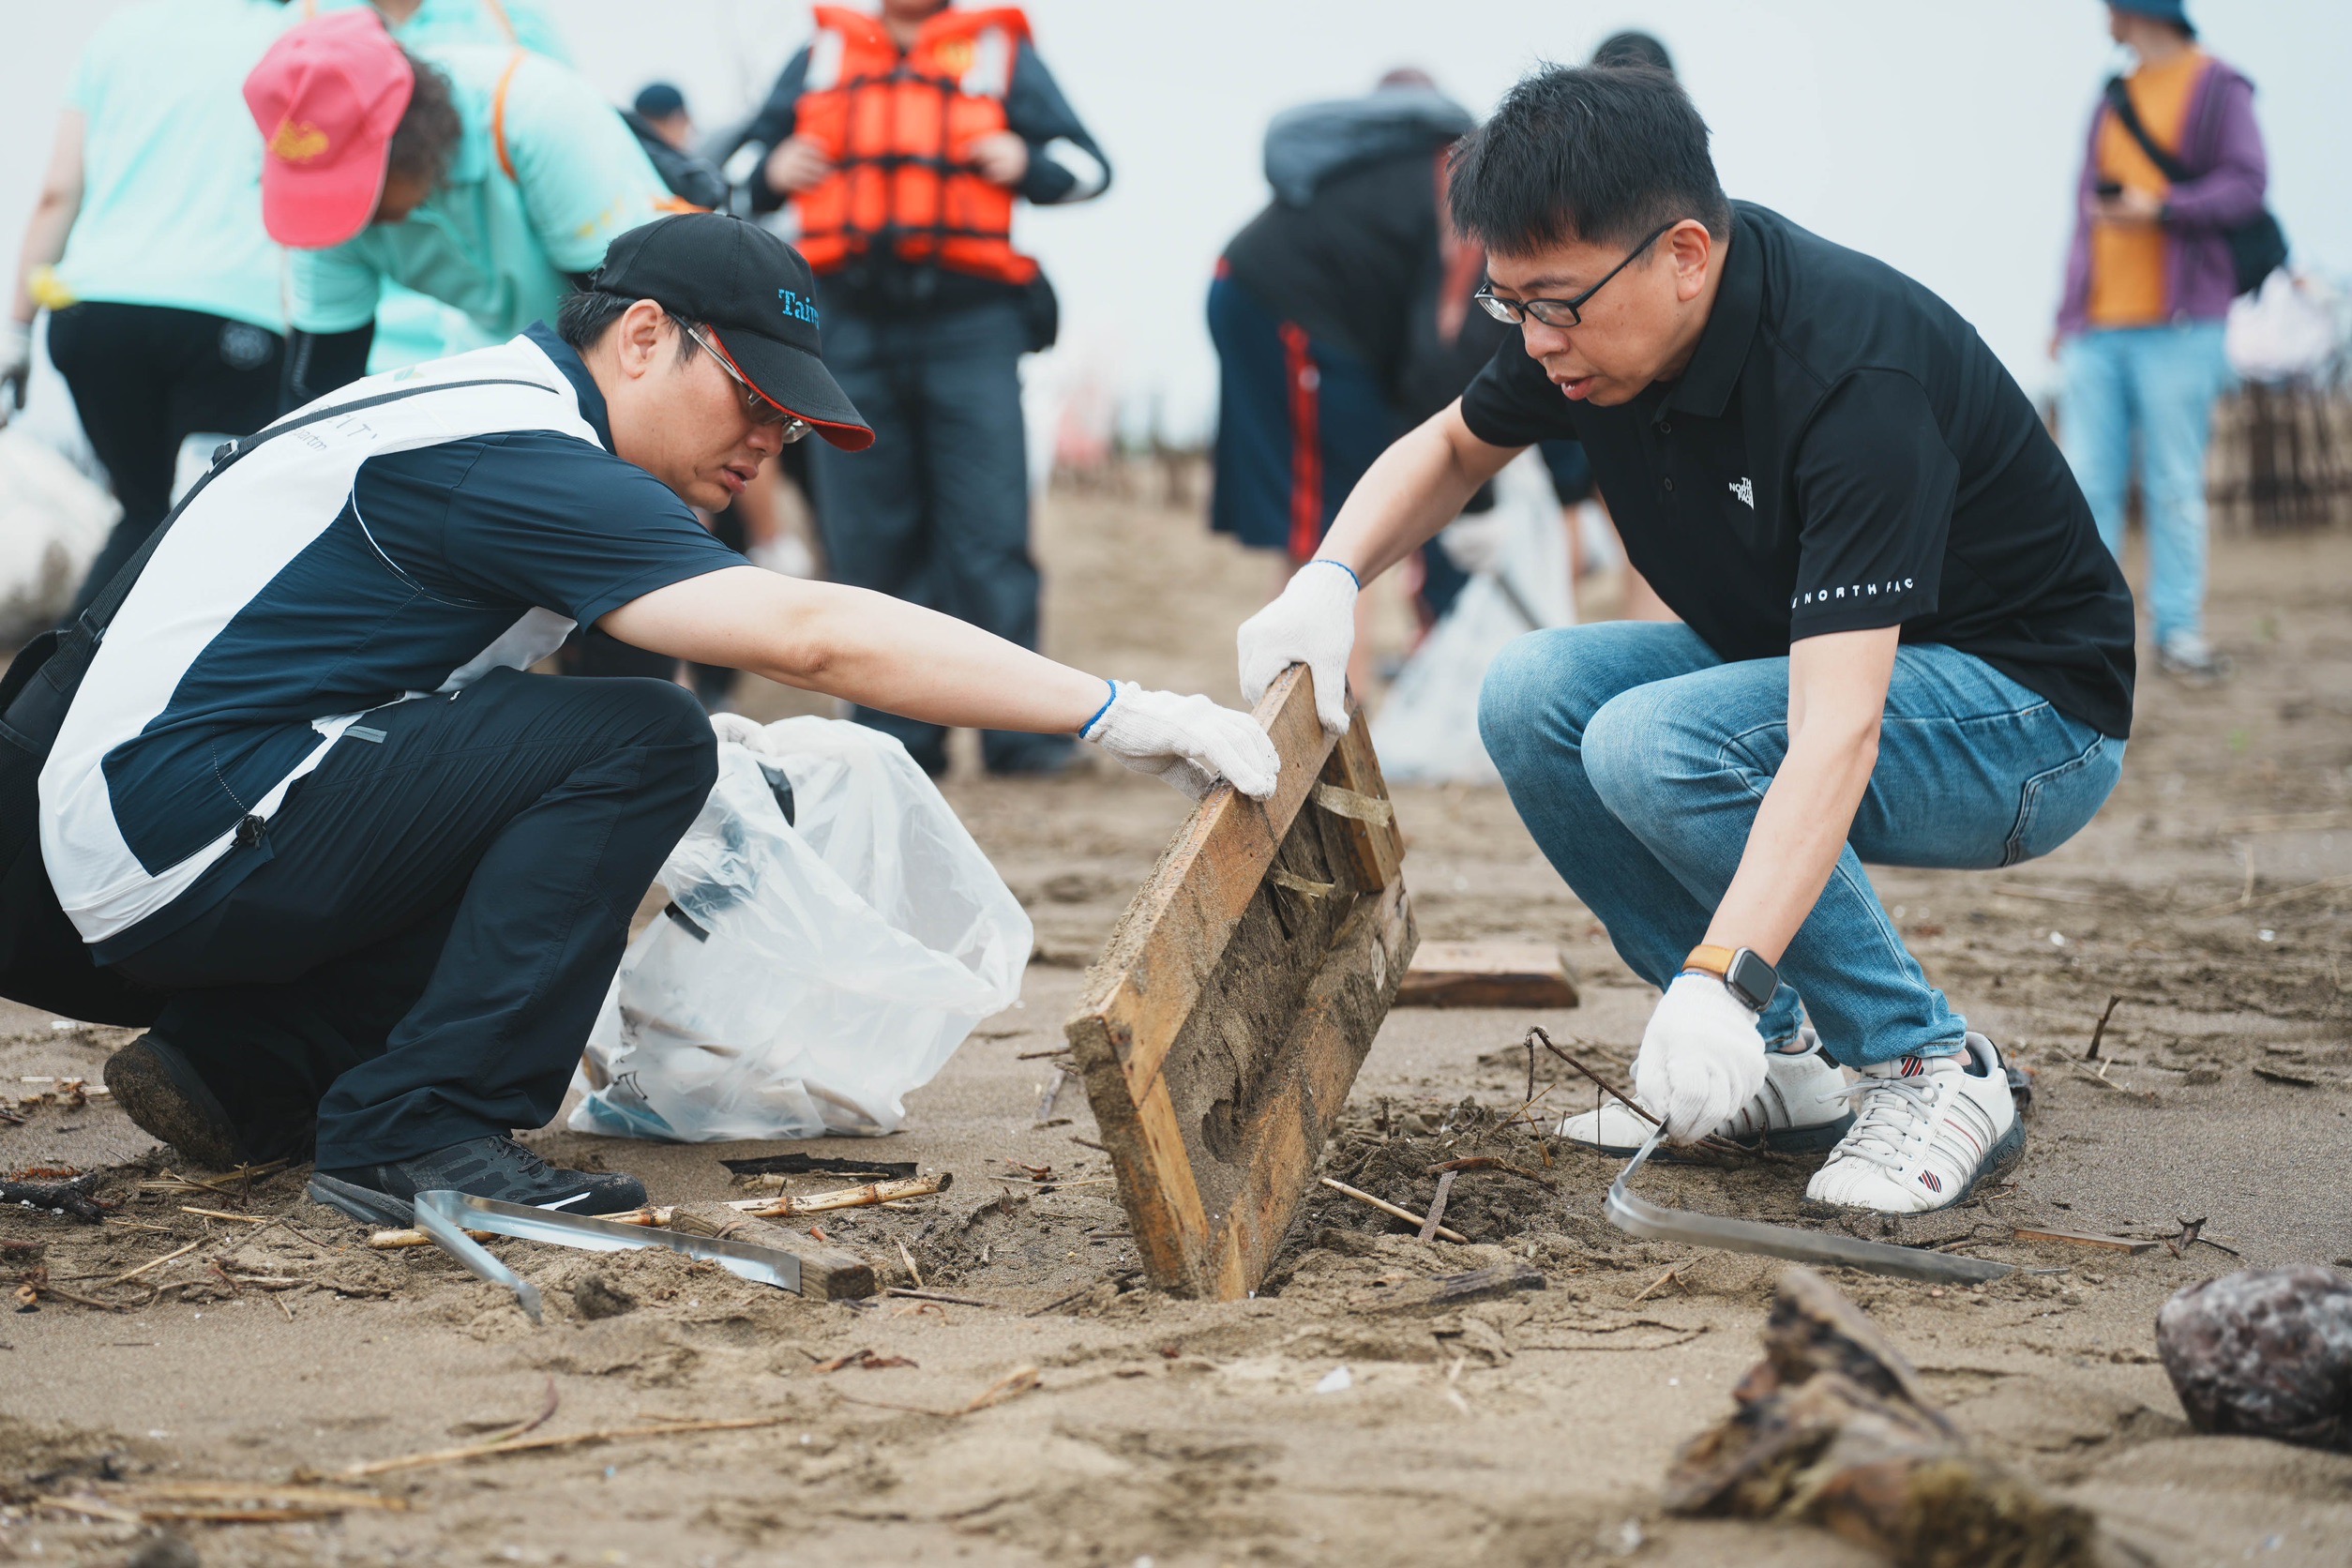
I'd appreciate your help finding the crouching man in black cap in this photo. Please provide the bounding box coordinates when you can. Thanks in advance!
[38,215,1279,1225]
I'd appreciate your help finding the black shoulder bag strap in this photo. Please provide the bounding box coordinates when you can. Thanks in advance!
[2,376,559,759]
[2101,72,2287,294]
[2102,75,2194,186]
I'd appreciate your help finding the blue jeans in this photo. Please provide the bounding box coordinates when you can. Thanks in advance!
[1477,625,2125,1067]
[2057,322,2233,646]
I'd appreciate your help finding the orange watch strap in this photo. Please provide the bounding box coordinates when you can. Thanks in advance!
[1682,943,1738,978]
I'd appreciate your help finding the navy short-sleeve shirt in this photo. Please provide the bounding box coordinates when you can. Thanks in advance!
[1460,204,2136,738]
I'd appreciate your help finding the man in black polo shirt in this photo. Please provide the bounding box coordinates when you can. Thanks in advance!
[1236,67,2134,1215]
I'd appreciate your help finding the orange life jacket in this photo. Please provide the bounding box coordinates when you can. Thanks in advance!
[790,5,1040,285]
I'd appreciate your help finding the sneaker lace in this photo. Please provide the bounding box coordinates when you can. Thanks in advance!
[495,1136,554,1182]
[1829,1076,1939,1173]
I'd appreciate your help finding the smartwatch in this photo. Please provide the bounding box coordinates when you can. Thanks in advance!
[1682,943,1777,1014]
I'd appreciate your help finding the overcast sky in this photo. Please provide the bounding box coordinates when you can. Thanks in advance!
[7,1,2347,444]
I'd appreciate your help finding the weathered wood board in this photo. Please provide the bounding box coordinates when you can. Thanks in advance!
[1064,667,1415,1301]
[1396,941,1580,1009]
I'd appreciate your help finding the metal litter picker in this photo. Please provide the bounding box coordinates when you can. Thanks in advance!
[413,1189,818,1323]
[1606,1126,2015,1286]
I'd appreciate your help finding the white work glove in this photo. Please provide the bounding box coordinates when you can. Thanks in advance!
[0,320,31,426]
[1236,559,1358,734]
[1633,973,1770,1145]
[1436,511,1508,575]
[1083,680,1280,802]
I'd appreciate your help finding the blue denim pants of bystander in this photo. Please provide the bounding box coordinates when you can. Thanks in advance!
[1476,622,2125,1067]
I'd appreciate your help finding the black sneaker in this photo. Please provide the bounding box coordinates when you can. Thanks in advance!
[105,1033,247,1170]
[309,1135,647,1228]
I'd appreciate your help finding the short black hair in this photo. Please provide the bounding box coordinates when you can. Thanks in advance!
[1448,64,1730,254]
[554,289,704,364]
[1591,30,1674,75]
[387,53,461,192]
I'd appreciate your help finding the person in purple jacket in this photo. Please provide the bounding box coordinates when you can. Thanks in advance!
[2055,0,2269,684]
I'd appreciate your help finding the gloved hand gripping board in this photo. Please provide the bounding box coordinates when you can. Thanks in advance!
[1064,667,1414,1301]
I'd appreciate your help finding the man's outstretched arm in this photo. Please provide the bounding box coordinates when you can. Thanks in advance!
[601,565,1280,799]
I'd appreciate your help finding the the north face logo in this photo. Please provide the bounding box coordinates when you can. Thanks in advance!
[1728,476,1754,508]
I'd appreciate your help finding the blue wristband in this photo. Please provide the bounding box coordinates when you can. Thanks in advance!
[1307,559,1361,589]
[1078,678,1117,738]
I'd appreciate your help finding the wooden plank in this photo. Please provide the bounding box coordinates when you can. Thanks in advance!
[1395,941,1580,1009]
[1070,666,1338,1107]
[1067,671,1415,1300]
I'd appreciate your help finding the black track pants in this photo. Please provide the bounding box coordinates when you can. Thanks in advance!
[111,669,718,1168]
[45,301,285,617]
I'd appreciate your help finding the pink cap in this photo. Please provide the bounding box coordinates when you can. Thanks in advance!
[244,11,415,249]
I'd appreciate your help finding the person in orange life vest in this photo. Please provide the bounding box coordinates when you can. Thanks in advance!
[726,1,1108,778]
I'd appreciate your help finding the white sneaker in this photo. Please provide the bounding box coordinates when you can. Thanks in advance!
[1558,1029,1853,1156]
[1804,1033,2023,1214]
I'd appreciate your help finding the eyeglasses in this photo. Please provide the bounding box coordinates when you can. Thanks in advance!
[681,323,811,442]
[1473,219,1681,329]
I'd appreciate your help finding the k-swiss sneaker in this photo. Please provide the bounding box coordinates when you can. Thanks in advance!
[1558,1028,1854,1156]
[309,1135,647,1228]
[1804,1033,2023,1214]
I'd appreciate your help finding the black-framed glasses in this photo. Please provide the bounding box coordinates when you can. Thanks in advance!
[681,323,812,442]
[1473,219,1681,329]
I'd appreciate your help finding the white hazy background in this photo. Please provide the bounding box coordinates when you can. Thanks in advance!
[7,1,2348,446]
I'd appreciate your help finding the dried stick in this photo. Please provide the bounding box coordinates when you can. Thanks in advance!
[897,1241,925,1290]
[1319,1177,1468,1244]
[1033,1065,1070,1127]
[339,1415,784,1479]
[1529,1027,1657,1128]
[182,1207,269,1224]
[1631,1264,1685,1304]
[1415,1170,1459,1243]
[885,1287,998,1308]
[727,1172,952,1216]
[97,1240,201,1289]
[836,1364,1041,1419]
[1426,1155,1558,1192]
[367,1227,493,1250]
[2084,994,2123,1061]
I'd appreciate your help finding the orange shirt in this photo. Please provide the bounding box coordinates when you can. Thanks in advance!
[2088,49,2208,327]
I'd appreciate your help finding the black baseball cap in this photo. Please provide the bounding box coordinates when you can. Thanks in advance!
[586,213,873,451]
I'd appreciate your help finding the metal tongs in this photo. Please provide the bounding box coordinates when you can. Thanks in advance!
[1604,1125,2014,1285]
[412,1189,811,1323]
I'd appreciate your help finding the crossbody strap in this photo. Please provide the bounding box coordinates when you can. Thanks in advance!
[2102,75,2195,188]
[75,376,560,648]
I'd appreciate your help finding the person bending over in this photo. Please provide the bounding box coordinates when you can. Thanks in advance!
[40,214,1275,1225]
[1236,66,2134,1216]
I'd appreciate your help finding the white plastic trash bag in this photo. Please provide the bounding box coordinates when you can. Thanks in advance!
[568,716,1033,1141]
[1374,450,1576,784]
[0,426,119,645]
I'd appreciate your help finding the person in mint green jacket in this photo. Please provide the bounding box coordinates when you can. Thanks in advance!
[6,0,300,617]
[258,9,674,403]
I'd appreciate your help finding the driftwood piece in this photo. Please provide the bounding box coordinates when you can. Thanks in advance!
[725,1171,949,1217]
[1666,1267,2097,1568]
[2156,1265,2352,1453]
[0,1174,107,1222]
[1066,669,1415,1300]
[1395,942,1579,1009]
